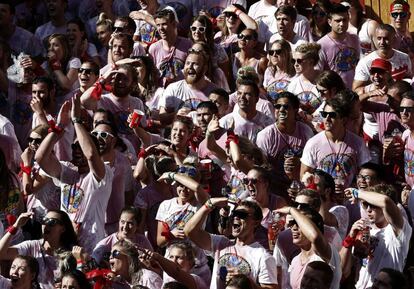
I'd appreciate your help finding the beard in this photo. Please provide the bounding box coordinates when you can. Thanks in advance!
[184,71,203,84]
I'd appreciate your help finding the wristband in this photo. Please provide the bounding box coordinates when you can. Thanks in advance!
[342,235,356,248]
[90,81,104,100]
[47,119,64,134]
[204,198,215,210]
[137,148,148,159]
[72,117,83,125]
[351,188,359,199]
[168,172,176,181]
[225,134,239,148]
[6,226,18,235]
[20,162,32,176]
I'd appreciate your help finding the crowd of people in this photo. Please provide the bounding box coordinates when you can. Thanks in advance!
[0,0,414,288]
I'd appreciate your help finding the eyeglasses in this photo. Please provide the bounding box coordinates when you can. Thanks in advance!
[320,111,338,119]
[357,174,373,182]
[114,26,125,32]
[312,10,327,17]
[361,201,379,210]
[293,58,306,65]
[28,137,42,145]
[274,103,289,110]
[91,131,114,139]
[190,26,206,33]
[224,12,238,18]
[231,209,251,220]
[399,106,414,113]
[268,49,283,56]
[110,249,125,259]
[41,217,63,226]
[242,178,259,185]
[238,34,254,41]
[391,12,408,19]
[78,68,95,75]
[177,166,197,177]
[286,219,298,228]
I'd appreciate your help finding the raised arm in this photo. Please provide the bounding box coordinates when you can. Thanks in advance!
[205,117,227,163]
[80,69,116,111]
[222,5,258,31]
[71,94,106,181]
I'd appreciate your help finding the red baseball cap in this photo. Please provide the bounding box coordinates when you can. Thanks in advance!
[390,1,410,12]
[370,58,392,73]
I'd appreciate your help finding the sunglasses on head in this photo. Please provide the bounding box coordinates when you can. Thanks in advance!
[391,12,408,19]
[238,33,254,41]
[110,249,125,259]
[28,137,42,145]
[361,201,379,210]
[224,11,238,18]
[91,131,114,139]
[78,68,96,75]
[320,111,338,119]
[242,178,258,185]
[399,106,414,113]
[274,103,289,110]
[231,209,251,220]
[190,26,206,33]
[41,217,63,226]
[268,49,283,56]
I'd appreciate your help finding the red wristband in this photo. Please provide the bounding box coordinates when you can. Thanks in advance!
[47,119,64,134]
[51,61,62,71]
[20,162,32,176]
[225,134,239,148]
[342,235,356,248]
[90,82,103,100]
[137,148,148,159]
[6,226,18,235]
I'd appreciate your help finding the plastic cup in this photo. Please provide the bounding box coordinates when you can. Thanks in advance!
[129,109,144,128]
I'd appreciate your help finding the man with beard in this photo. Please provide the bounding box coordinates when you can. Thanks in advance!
[159,50,217,125]
[317,3,360,89]
[35,0,68,41]
[81,63,146,149]
[100,33,134,75]
[35,93,114,254]
[184,198,278,289]
[353,24,412,90]
[219,78,273,143]
[91,117,134,234]
[149,8,192,86]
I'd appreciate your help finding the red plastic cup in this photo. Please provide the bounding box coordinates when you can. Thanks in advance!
[129,109,144,128]
[200,159,212,179]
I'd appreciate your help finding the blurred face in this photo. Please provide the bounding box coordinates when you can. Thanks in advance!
[316,85,335,101]
[369,68,388,87]
[78,63,98,90]
[118,212,138,239]
[176,183,194,202]
[196,107,213,132]
[45,0,65,17]
[167,247,192,272]
[399,98,414,127]
[191,20,206,42]
[71,140,88,168]
[61,275,80,289]
[293,52,311,74]
[96,24,111,45]
[48,37,64,60]
[112,67,134,97]
[231,206,257,238]
[0,4,13,26]
[276,13,294,37]
[155,17,175,40]
[114,20,132,35]
[287,214,309,246]
[321,104,344,132]
[238,30,256,50]
[225,12,241,31]
[10,258,34,289]
[42,211,65,242]
[32,82,52,107]
[92,123,115,154]
[170,121,190,147]
[356,168,379,191]
[390,7,410,31]
[209,93,229,117]
[109,245,129,277]
[372,271,393,289]
[112,38,131,62]
[28,132,43,152]
[312,6,328,25]
[237,84,258,112]
[328,13,349,35]
[362,199,385,225]
[275,97,296,125]
[375,29,393,52]
[183,53,205,84]
[268,43,284,66]
[245,170,267,202]
[67,23,82,45]
[135,59,147,84]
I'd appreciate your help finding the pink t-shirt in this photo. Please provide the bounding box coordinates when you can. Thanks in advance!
[301,131,371,187]
[370,102,406,144]
[317,33,361,89]
[263,68,293,101]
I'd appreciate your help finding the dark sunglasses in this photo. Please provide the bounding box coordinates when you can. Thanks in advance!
[91,131,114,139]
[274,103,289,110]
[110,249,125,259]
[312,10,327,17]
[114,26,125,32]
[316,87,328,95]
[292,201,312,210]
[177,166,197,177]
[231,209,251,220]
[41,217,63,226]
[28,137,42,145]
[361,201,379,210]
[268,49,283,56]
[242,178,258,185]
[286,219,298,228]
[399,106,414,113]
[224,11,238,18]
[391,12,408,19]
[78,68,96,75]
[238,33,254,41]
[320,111,338,119]
[293,58,306,65]
[369,68,386,75]
[190,26,206,33]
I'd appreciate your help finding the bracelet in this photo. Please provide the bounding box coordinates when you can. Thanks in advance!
[137,148,148,159]
[72,117,83,125]
[20,162,32,176]
[204,198,215,210]
[342,235,356,248]
[168,172,176,181]
[6,226,18,235]
[351,188,359,199]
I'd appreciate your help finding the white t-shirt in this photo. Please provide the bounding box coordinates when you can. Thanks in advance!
[355,220,412,289]
[287,75,321,113]
[268,33,307,52]
[209,234,278,289]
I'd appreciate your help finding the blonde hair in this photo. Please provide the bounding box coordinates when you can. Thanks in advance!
[295,43,321,66]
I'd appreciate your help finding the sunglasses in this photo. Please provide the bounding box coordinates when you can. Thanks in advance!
[242,178,258,185]
[316,87,328,95]
[231,209,251,220]
[293,58,306,65]
[268,49,283,56]
[292,201,311,210]
[274,103,289,110]
[190,26,206,33]
[320,111,338,119]
[224,11,238,18]
[41,217,63,226]
[399,106,414,113]
[357,174,373,182]
[312,10,327,17]
[286,219,298,228]
[370,68,386,75]
[91,131,114,139]
[391,12,408,19]
[177,166,197,177]
[238,34,254,41]
[114,26,125,32]
[110,249,125,259]
[361,201,379,210]
[28,137,42,145]
[78,68,96,75]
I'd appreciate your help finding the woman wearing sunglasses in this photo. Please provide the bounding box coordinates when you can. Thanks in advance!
[155,165,211,284]
[0,210,77,289]
[263,39,295,102]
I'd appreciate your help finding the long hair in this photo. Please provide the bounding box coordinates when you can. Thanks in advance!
[268,39,295,77]
[191,15,214,53]
[46,34,72,71]
[46,210,78,250]
[221,4,247,37]
[113,239,143,284]
[14,255,41,289]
